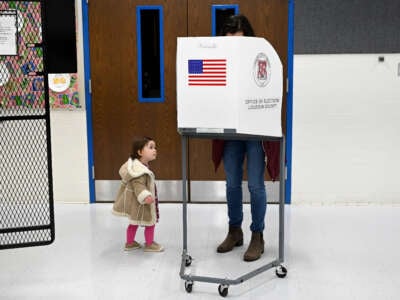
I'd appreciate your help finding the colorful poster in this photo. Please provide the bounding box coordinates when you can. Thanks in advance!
[49,73,80,108]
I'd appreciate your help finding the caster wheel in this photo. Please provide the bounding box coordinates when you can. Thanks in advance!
[185,281,193,293]
[185,255,192,267]
[218,284,229,297]
[275,265,288,278]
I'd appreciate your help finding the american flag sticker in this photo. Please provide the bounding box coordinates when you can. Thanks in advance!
[188,59,226,86]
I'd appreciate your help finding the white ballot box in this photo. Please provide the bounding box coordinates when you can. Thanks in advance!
[176,36,283,137]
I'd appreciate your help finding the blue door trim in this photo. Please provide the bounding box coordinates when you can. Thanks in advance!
[136,6,165,103]
[82,0,95,203]
[285,0,294,204]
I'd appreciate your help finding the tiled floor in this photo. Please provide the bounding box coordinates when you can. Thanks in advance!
[1,203,400,299]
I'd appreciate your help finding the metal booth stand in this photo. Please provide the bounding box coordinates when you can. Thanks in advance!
[176,35,287,297]
[178,131,288,297]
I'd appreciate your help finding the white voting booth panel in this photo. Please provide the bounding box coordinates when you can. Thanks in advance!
[177,36,283,137]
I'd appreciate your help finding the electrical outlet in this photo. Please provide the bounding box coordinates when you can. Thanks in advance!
[398,63,400,76]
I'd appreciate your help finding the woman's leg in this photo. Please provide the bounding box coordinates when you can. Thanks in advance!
[246,141,267,233]
[223,140,245,227]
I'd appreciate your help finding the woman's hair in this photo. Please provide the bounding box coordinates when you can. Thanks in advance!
[130,136,154,159]
[219,14,255,37]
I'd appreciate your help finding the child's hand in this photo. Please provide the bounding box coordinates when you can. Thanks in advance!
[144,196,154,204]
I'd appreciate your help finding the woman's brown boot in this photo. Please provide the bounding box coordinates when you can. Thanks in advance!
[217,226,243,253]
[243,232,264,261]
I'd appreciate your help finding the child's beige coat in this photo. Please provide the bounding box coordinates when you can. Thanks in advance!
[112,158,157,226]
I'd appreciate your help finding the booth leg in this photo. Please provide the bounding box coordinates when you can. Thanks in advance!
[279,135,285,262]
[276,135,288,278]
[181,135,188,251]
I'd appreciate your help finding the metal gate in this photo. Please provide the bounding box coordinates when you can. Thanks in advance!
[0,0,54,250]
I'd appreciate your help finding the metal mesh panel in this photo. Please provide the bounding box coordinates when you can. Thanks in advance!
[1,0,54,250]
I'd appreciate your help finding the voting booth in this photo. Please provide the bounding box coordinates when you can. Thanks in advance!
[177,36,283,137]
[176,37,287,297]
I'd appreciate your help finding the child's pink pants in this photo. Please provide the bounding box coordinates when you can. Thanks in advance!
[126,224,155,246]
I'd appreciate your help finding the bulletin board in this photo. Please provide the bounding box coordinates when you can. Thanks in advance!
[0,1,80,109]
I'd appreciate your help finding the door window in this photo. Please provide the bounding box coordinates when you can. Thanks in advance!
[136,6,164,102]
[211,4,239,36]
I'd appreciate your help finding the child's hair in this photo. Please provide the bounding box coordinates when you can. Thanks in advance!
[219,14,255,37]
[130,136,154,160]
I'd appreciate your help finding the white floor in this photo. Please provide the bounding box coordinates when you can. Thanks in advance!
[1,203,400,300]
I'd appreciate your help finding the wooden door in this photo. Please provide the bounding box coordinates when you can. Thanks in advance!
[88,0,187,187]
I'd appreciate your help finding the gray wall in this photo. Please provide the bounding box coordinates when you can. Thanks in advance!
[295,0,400,54]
